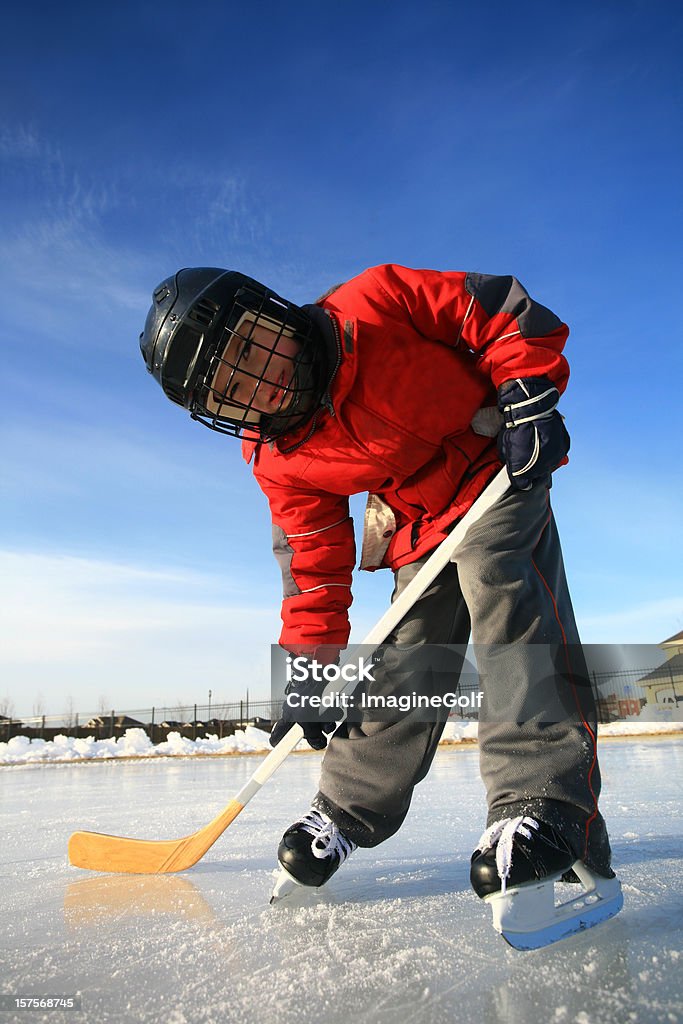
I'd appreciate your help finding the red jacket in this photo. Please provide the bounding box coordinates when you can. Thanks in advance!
[242,265,569,654]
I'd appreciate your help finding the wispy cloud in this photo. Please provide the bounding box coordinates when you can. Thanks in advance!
[0,122,293,352]
[0,416,257,529]
[0,549,280,717]
[2,219,151,334]
[1,125,162,349]
[1,123,118,232]
[1,124,67,190]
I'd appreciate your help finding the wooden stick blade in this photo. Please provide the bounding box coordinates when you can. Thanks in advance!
[68,798,245,874]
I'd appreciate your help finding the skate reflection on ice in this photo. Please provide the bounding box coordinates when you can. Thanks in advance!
[63,874,216,929]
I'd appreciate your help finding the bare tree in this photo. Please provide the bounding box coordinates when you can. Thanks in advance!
[64,695,76,730]
[174,699,190,723]
[32,693,45,720]
[0,696,15,719]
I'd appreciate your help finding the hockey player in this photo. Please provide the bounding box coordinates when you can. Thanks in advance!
[139,264,622,948]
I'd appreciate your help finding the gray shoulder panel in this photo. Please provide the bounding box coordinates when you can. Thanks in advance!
[465,273,563,338]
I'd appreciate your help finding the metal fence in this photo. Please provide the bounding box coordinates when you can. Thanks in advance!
[0,699,281,743]
[1,663,681,743]
[590,665,681,722]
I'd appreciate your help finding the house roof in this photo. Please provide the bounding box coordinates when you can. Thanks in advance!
[662,630,683,644]
[85,714,144,728]
[639,652,683,683]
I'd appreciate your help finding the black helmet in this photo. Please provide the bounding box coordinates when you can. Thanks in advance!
[139,268,329,440]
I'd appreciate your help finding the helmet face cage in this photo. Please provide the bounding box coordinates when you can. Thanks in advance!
[190,285,319,440]
[140,269,325,442]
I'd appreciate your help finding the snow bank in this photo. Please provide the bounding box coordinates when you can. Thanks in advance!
[441,720,683,742]
[440,720,479,742]
[1,719,681,765]
[0,727,273,765]
[598,720,683,736]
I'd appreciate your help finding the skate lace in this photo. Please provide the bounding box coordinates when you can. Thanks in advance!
[298,809,357,863]
[475,815,540,894]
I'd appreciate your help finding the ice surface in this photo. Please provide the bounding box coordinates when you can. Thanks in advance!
[1,740,682,1023]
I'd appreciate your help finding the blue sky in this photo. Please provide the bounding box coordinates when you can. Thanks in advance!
[1,0,681,717]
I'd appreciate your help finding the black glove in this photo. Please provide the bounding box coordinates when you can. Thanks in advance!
[270,657,344,750]
[497,377,570,491]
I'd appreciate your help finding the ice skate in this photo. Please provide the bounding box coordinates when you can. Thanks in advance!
[270,808,357,904]
[470,815,623,950]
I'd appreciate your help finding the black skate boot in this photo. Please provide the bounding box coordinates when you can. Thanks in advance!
[470,815,574,897]
[470,815,623,950]
[271,808,357,902]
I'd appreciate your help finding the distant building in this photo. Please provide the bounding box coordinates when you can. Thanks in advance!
[595,692,643,722]
[85,714,145,729]
[637,632,683,709]
[661,629,683,659]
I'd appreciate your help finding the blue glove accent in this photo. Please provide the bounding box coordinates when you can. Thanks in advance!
[497,377,570,490]
[270,658,344,750]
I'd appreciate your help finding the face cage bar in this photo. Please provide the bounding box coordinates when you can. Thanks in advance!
[190,293,319,440]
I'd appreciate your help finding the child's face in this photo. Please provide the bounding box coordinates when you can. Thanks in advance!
[204,313,301,424]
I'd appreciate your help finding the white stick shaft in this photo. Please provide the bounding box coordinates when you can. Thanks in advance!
[236,466,510,800]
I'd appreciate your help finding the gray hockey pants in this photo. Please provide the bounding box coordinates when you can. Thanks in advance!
[315,479,613,876]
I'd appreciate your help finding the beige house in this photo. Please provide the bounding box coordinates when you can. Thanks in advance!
[637,631,683,711]
[661,629,683,659]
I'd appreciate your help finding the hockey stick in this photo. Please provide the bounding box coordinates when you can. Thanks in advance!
[68,466,510,874]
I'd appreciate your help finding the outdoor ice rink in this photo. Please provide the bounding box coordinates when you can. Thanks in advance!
[1,738,681,1024]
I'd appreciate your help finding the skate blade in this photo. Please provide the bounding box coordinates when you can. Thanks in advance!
[486,861,624,951]
[270,866,314,906]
